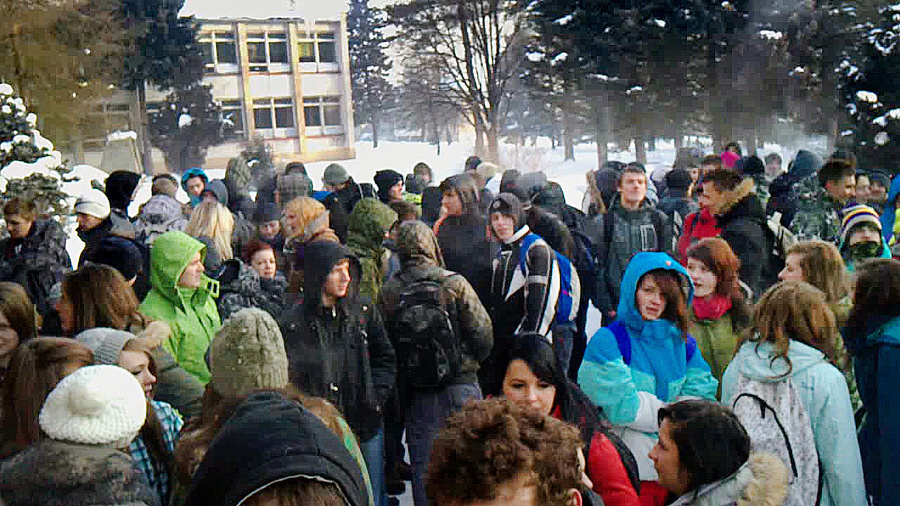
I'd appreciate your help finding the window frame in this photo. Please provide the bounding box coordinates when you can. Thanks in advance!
[245,31,291,73]
[298,31,339,72]
[302,96,342,136]
[252,97,296,138]
[199,31,239,74]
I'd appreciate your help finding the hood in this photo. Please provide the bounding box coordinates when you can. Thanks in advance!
[140,194,184,221]
[204,179,229,207]
[734,339,826,382]
[149,231,217,305]
[768,171,797,196]
[347,198,398,253]
[880,174,900,241]
[671,453,788,506]
[104,171,141,212]
[302,241,360,308]
[184,391,368,506]
[616,252,693,331]
[395,220,445,268]
[788,150,822,180]
[716,178,761,218]
[181,167,208,189]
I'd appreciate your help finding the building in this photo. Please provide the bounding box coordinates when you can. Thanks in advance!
[69,4,355,172]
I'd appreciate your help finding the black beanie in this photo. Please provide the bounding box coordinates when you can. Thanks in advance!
[374,169,403,202]
[665,168,693,191]
[105,171,142,211]
[488,192,526,229]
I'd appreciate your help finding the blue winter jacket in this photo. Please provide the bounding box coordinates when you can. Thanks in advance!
[578,252,718,480]
[879,174,900,242]
[850,315,900,505]
[722,340,866,506]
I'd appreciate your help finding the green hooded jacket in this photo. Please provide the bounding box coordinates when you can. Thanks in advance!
[140,231,221,384]
[347,198,397,304]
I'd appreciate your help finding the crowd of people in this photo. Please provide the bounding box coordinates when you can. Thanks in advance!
[0,143,896,505]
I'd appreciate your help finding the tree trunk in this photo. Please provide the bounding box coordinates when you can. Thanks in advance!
[648,136,656,152]
[487,121,500,164]
[137,83,154,174]
[745,132,756,156]
[595,95,608,168]
[674,125,683,150]
[634,134,647,164]
[372,117,380,149]
[563,104,575,161]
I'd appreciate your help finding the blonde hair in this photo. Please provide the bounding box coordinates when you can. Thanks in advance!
[186,201,234,261]
[743,281,838,376]
[786,240,847,304]
[283,197,329,242]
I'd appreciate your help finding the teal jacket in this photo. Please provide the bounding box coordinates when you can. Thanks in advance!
[140,231,220,385]
[722,340,866,506]
[578,252,718,480]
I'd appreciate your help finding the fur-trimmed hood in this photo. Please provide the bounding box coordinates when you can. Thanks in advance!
[670,453,788,506]
[716,178,756,217]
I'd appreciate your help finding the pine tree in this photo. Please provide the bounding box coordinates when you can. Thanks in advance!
[148,83,229,172]
[348,0,393,148]
[0,83,74,221]
[240,137,275,186]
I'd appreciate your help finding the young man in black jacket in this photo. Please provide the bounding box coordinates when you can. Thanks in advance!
[278,240,396,506]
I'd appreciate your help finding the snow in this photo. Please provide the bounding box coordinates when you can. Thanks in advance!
[874,115,888,127]
[875,132,890,145]
[553,13,574,26]
[759,30,783,40]
[651,19,666,28]
[0,84,12,96]
[526,51,543,63]
[179,0,348,20]
[856,90,879,103]
[107,130,138,142]
[178,114,193,129]
[888,108,900,120]
[550,52,568,66]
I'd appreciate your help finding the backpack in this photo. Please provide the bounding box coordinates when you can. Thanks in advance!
[607,321,697,364]
[762,211,797,286]
[570,230,600,305]
[730,373,823,505]
[393,275,462,390]
[518,233,581,324]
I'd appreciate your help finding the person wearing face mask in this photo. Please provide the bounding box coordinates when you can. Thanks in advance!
[500,333,641,505]
[684,238,751,396]
[75,328,182,506]
[839,205,892,272]
[578,252,718,506]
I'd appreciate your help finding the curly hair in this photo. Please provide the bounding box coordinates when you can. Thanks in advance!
[741,281,838,377]
[426,398,583,506]
[785,240,847,305]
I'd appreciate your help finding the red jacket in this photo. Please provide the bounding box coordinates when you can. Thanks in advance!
[677,207,721,262]
[551,407,640,506]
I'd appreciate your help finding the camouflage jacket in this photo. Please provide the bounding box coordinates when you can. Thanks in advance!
[380,221,493,386]
[791,177,844,245]
[347,198,398,305]
[749,173,770,207]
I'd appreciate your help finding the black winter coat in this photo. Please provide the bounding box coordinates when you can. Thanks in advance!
[436,214,496,308]
[278,241,396,442]
[0,219,70,315]
[715,179,769,297]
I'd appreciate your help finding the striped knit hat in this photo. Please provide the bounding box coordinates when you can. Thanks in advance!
[841,205,882,245]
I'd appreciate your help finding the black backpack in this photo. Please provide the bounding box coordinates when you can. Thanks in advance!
[394,275,462,390]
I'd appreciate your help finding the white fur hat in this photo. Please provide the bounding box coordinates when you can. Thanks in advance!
[74,189,111,219]
[39,365,146,446]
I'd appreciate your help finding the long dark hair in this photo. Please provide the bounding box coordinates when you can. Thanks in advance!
[845,259,900,354]
[62,264,148,335]
[657,400,750,494]
[503,334,607,449]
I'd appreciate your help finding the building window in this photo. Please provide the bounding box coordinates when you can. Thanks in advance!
[246,31,290,72]
[303,97,342,134]
[298,31,339,71]
[253,98,296,137]
[200,32,238,74]
[220,99,244,139]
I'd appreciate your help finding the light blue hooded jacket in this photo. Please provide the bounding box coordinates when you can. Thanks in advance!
[578,252,718,480]
[722,340,866,506]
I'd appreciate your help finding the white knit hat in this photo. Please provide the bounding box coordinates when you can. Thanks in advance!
[39,365,146,446]
[74,189,111,219]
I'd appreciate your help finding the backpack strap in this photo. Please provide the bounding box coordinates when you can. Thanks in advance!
[732,391,800,478]
[517,233,542,273]
[602,212,614,261]
[607,321,631,365]
[684,334,697,363]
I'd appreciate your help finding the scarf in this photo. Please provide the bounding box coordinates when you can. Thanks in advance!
[692,294,732,321]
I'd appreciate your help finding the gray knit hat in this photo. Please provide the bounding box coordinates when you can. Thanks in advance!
[75,328,136,365]
[323,163,350,185]
[209,308,289,396]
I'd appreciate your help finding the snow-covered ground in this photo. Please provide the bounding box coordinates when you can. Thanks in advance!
[56,138,796,266]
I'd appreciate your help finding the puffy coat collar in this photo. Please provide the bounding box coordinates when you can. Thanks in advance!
[670,453,788,506]
[717,178,755,217]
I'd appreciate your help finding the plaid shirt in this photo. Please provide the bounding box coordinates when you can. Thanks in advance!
[130,400,183,504]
